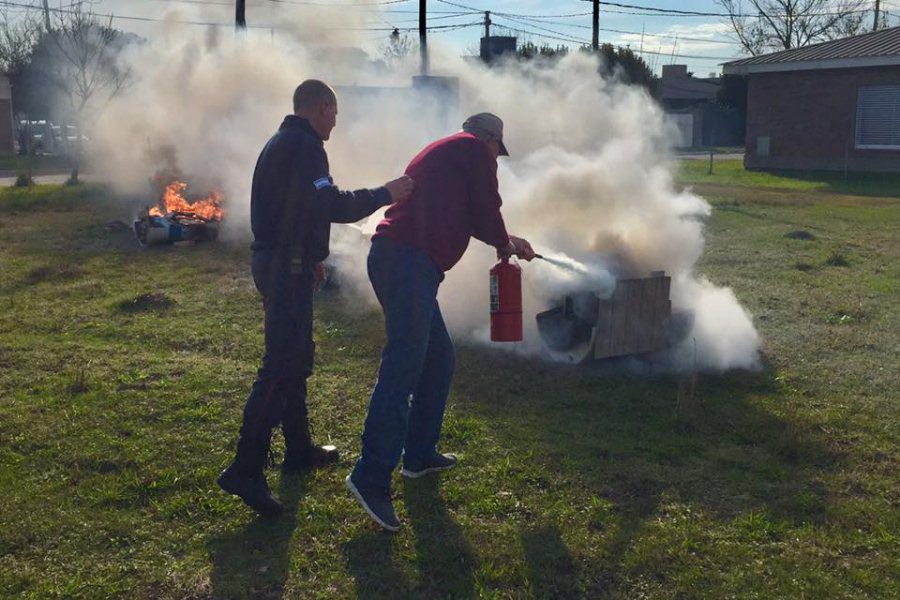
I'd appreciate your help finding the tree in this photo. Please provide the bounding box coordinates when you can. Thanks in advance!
[517,42,569,60]
[595,44,659,97]
[380,29,416,68]
[0,9,40,112]
[715,0,871,55]
[27,2,131,181]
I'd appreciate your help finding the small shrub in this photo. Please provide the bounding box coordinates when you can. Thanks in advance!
[14,173,34,187]
[69,363,90,394]
[794,262,814,272]
[825,251,849,267]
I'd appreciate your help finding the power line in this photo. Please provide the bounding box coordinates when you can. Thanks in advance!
[497,10,594,19]
[0,0,477,31]
[437,0,878,19]
[497,13,739,46]
[266,0,412,5]
[490,21,590,46]
[491,17,738,62]
[584,0,880,18]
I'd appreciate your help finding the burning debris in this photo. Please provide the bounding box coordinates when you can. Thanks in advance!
[134,181,224,246]
[536,271,692,364]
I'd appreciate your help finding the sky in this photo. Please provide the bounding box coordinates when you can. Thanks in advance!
[4,0,898,76]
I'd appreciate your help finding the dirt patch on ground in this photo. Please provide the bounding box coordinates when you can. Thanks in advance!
[116,292,176,313]
[18,264,85,287]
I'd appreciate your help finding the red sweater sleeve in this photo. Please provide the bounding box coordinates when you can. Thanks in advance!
[467,145,511,249]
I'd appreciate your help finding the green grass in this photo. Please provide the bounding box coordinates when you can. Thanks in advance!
[0,154,71,173]
[679,158,900,197]
[1,184,898,598]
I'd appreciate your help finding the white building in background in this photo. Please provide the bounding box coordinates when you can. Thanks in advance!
[0,76,12,155]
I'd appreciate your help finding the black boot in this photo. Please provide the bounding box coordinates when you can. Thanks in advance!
[282,417,339,474]
[217,435,283,516]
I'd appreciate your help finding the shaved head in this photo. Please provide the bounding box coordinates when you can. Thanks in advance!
[293,79,336,113]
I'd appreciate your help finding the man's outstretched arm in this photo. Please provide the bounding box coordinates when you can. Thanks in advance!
[311,147,414,223]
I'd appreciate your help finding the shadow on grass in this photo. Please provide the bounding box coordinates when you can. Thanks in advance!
[206,473,310,599]
[403,475,477,597]
[521,524,580,598]
[340,476,476,598]
[454,348,838,594]
[342,531,414,599]
[774,169,900,197]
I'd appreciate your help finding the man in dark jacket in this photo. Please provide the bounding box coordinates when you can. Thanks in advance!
[218,80,413,516]
[345,113,534,531]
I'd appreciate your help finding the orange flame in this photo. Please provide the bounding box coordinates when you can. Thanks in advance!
[149,181,224,221]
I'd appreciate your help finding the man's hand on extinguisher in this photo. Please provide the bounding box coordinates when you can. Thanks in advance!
[499,235,536,261]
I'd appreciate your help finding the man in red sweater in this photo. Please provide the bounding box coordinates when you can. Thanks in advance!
[346,113,535,531]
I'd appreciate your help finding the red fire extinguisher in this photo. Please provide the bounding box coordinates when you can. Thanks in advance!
[490,257,523,342]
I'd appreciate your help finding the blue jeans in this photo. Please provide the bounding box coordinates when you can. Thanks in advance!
[351,237,455,490]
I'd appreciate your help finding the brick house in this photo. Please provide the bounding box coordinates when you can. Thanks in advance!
[723,26,900,172]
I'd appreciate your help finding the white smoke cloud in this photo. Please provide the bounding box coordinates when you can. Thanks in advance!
[92,8,760,372]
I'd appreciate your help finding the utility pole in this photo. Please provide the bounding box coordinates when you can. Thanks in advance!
[592,0,599,51]
[484,11,491,39]
[42,0,51,32]
[419,0,429,75]
[236,0,246,31]
[873,0,881,31]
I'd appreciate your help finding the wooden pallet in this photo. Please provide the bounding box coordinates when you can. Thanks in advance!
[593,273,671,359]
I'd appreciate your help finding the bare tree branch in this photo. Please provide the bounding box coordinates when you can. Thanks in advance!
[716,0,871,55]
[0,9,40,77]
[46,2,129,125]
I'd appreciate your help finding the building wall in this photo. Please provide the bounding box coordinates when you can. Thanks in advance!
[745,66,900,172]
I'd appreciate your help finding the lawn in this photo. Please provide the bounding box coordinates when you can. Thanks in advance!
[0,181,898,598]
[0,155,72,175]
[679,157,900,197]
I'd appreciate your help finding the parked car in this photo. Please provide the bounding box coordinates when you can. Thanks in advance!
[16,120,89,156]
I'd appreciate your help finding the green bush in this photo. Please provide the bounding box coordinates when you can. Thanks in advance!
[14,173,34,187]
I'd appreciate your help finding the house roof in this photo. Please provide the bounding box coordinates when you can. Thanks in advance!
[723,26,900,74]
[661,77,719,102]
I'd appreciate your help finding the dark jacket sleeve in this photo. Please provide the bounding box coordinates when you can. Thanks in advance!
[311,145,392,224]
[305,144,393,262]
[467,144,511,249]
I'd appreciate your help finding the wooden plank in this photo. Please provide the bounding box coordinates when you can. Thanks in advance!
[609,281,629,357]
[649,276,670,351]
[590,274,674,358]
[623,280,642,355]
[658,276,671,303]
[593,299,614,359]
[638,278,657,353]
[655,299,672,349]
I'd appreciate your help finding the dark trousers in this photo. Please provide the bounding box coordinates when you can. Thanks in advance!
[351,237,455,490]
[238,250,315,453]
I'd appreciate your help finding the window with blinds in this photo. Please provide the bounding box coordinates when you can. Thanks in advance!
[856,85,900,149]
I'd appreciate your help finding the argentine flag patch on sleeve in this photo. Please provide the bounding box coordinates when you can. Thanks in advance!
[314,176,333,190]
